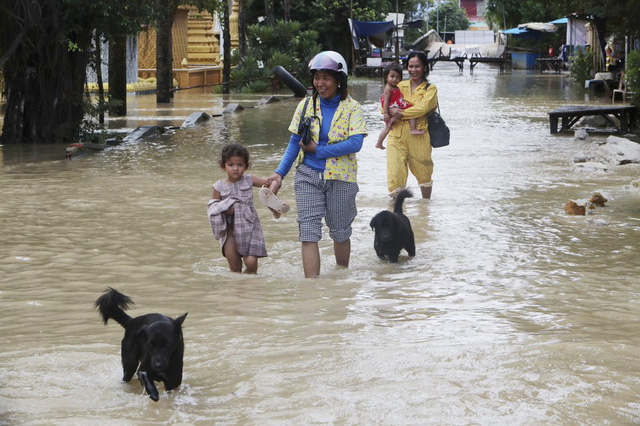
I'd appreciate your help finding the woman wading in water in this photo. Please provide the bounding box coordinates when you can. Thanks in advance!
[267,51,367,278]
[385,51,438,199]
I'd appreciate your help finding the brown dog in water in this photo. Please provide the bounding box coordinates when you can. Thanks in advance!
[94,287,187,401]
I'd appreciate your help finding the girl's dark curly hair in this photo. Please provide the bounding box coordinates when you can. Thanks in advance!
[219,143,250,169]
[383,63,404,82]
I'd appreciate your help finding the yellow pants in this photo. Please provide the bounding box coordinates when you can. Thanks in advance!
[386,130,434,193]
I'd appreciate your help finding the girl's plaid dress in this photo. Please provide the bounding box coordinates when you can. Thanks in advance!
[207,174,267,258]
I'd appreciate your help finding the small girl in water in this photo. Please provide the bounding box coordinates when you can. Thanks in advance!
[375,63,424,150]
[207,143,289,273]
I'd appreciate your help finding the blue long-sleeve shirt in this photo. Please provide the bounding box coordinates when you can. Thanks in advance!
[275,94,365,177]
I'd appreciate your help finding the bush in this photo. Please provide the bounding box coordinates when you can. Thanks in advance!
[626,49,640,109]
[230,20,321,93]
[569,49,594,87]
[239,80,270,93]
[229,50,269,91]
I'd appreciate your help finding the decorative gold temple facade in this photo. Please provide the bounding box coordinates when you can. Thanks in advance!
[137,4,238,88]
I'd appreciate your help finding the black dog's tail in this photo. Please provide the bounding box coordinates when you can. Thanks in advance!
[393,189,413,214]
[94,287,134,328]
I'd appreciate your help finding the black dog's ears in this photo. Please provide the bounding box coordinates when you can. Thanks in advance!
[137,325,148,340]
[369,217,376,230]
[174,313,188,327]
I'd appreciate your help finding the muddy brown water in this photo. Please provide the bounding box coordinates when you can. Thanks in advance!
[1,64,640,424]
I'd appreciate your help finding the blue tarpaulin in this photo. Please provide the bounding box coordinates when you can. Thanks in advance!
[502,27,529,35]
[501,27,544,39]
[549,17,568,24]
[351,20,395,37]
[502,19,566,37]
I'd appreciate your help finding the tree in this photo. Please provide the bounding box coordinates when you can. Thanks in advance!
[484,0,548,30]
[157,0,179,103]
[264,0,275,24]
[94,1,155,116]
[238,0,247,57]
[627,49,640,109]
[222,0,232,94]
[237,19,321,89]
[237,0,423,67]
[0,0,155,144]
[109,34,128,115]
[0,0,93,144]
[484,0,640,37]
[427,0,470,34]
[537,0,640,37]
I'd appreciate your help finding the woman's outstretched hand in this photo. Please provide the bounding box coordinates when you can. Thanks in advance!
[266,173,283,194]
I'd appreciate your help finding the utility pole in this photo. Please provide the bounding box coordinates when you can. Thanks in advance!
[436,0,439,37]
[395,0,400,62]
[350,0,353,67]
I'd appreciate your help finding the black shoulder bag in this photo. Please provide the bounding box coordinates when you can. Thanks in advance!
[426,83,450,148]
[297,96,317,145]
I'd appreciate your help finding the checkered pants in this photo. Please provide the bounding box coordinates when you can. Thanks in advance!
[294,163,359,243]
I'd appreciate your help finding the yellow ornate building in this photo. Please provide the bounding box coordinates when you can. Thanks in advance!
[137,4,239,88]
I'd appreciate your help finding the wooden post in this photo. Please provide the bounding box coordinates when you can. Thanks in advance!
[620,110,629,133]
[549,115,558,134]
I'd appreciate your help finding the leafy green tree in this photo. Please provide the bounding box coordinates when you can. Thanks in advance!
[484,0,549,30]
[0,0,156,144]
[96,0,156,112]
[483,0,564,53]
[156,0,180,102]
[230,19,321,92]
[427,0,470,33]
[241,0,426,67]
[626,50,640,109]
[536,0,640,37]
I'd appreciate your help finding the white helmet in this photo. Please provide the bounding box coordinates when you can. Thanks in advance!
[308,51,348,75]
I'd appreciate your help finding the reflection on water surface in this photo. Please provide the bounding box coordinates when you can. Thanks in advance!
[1,65,640,423]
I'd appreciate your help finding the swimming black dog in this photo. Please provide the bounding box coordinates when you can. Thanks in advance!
[369,189,416,263]
[94,287,187,401]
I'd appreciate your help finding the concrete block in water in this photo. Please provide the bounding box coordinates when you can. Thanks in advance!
[223,104,245,114]
[595,135,640,165]
[181,112,211,128]
[122,125,165,142]
[257,96,282,106]
[574,128,588,140]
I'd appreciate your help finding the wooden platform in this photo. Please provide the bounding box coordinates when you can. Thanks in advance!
[547,105,638,134]
[428,50,466,72]
[468,56,507,74]
[536,58,563,73]
[354,65,383,78]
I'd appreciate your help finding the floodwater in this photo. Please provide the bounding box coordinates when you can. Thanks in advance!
[1,63,640,424]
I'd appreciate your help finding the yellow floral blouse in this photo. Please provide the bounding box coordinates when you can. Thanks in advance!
[288,95,367,182]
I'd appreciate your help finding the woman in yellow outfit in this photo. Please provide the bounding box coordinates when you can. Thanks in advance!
[386,51,438,199]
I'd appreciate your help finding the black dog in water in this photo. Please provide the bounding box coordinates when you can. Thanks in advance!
[369,189,416,263]
[94,287,187,401]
